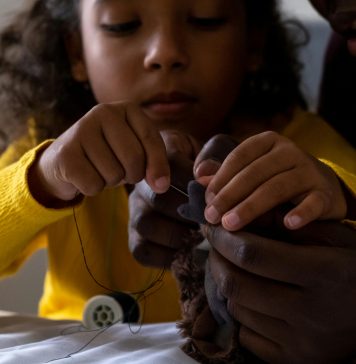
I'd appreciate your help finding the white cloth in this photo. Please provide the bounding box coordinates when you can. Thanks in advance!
[0,314,198,364]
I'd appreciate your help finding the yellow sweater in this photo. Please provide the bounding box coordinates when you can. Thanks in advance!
[0,109,355,322]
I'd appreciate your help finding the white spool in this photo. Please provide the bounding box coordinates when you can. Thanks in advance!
[83,294,124,330]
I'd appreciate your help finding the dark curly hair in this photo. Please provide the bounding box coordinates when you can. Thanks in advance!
[0,0,306,150]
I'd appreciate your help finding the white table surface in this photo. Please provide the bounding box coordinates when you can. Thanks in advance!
[0,312,198,364]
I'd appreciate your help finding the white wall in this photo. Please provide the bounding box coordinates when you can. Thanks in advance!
[0,0,25,23]
[0,0,331,315]
[280,0,332,110]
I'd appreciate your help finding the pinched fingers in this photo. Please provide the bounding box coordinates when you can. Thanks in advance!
[83,102,170,193]
[38,101,171,201]
[116,103,171,193]
[90,103,146,185]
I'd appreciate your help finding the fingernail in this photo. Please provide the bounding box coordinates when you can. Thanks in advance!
[205,190,215,205]
[194,159,221,178]
[222,212,241,230]
[205,205,220,224]
[154,176,170,192]
[286,215,302,229]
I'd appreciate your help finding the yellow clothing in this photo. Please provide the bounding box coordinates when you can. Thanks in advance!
[0,109,355,322]
[0,142,180,323]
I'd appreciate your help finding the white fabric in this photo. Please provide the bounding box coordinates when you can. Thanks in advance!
[0,314,198,364]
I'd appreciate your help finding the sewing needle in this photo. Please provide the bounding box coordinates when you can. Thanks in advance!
[170,184,189,197]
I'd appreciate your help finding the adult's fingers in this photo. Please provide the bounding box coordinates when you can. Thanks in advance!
[128,229,178,268]
[203,224,343,286]
[240,206,356,249]
[208,248,300,319]
[281,219,356,248]
[235,304,289,345]
[133,180,192,221]
[239,326,282,364]
[130,206,199,250]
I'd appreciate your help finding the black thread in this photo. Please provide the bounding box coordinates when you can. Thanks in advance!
[45,206,167,362]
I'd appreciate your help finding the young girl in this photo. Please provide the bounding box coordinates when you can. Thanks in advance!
[0,0,355,328]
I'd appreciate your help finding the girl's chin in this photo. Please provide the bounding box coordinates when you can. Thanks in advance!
[347,38,356,56]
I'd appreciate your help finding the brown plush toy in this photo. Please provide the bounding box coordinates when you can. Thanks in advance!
[173,180,263,364]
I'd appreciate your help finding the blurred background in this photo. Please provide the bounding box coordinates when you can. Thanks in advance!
[0,0,331,315]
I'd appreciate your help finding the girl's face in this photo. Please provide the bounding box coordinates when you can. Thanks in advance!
[309,0,356,55]
[72,0,256,140]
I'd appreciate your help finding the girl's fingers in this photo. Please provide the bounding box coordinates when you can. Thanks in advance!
[80,124,125,187]
[204,133,300,223]
[218,168,307,230]
[193,134,238,178]
[160,130,201,159]
[92,103,146,185]
[284,191,328,230]
[205,131,285,196]
[57,146,105,196]
[126,103,170,193]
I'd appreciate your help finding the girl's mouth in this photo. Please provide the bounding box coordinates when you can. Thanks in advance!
[142,92,197,118]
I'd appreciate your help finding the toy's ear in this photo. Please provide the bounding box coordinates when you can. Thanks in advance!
[64,31,88,82]
[246,27,266,72]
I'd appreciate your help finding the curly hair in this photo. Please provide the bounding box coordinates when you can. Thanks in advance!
[0,0,95,149]
[0,0,306,150]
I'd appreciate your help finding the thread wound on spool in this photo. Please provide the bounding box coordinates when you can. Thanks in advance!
[83,292,140,329]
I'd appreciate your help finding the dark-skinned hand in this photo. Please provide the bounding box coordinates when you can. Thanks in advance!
[128,133,238,268]
[204,216,356,363]
[193,134,356,363]
[128,130,203,268]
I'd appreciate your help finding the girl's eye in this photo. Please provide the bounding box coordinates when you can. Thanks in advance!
[188,17,227,29]
[100,20,141,35]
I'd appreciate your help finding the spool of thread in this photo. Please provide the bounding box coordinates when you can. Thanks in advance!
[83,292,140,329]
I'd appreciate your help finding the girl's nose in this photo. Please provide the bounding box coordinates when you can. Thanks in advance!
[144,29,189,72]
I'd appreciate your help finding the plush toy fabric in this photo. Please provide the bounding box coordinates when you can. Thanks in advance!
[173,180,262,363]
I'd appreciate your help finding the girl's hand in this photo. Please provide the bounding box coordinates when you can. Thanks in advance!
[194,132,347,231]
[28,102,170,206]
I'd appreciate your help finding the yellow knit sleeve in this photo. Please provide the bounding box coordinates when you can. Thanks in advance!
[282,109,356,229]
[0,141,82,277]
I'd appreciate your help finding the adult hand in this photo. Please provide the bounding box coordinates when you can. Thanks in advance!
[128,133,239,267]
[128,130,202,268]
[204,217,356,363]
